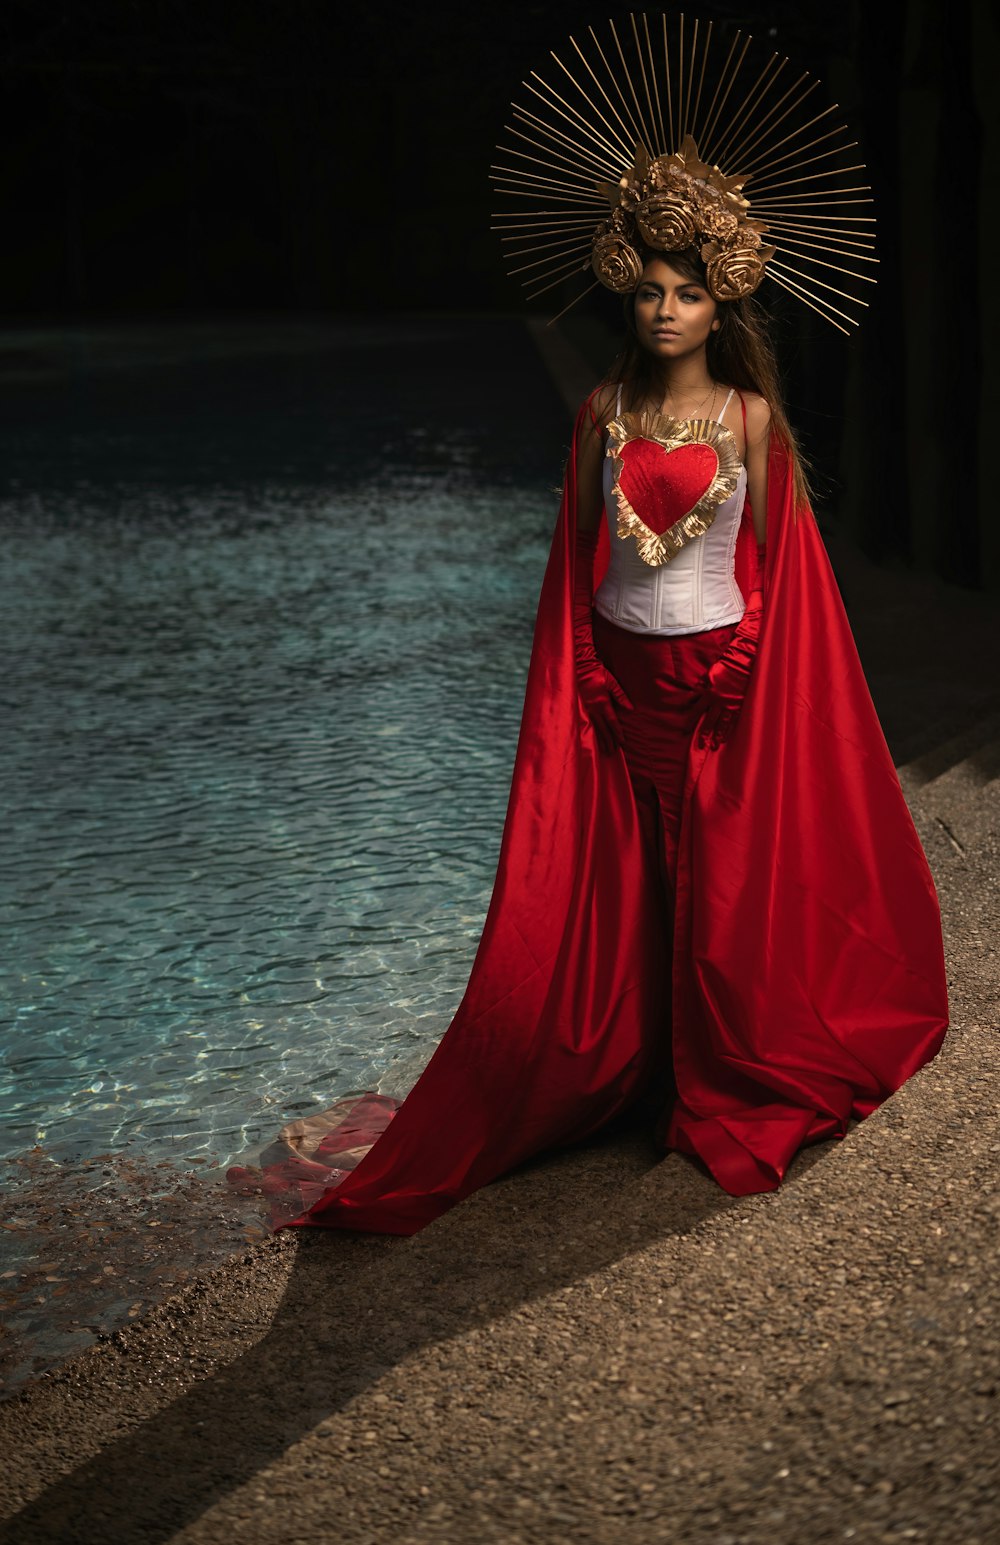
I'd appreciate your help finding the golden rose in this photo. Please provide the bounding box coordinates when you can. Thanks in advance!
[703,241,770,300]
[591,233,644,292]
[647,157,685,194]
[699,203,740,243]
[617,175,644,212]
[635,193,698,251]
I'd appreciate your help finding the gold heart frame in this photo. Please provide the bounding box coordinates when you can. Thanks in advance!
[607,409,743,567]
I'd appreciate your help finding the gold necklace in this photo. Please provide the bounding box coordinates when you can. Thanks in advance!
[656,381,717,422]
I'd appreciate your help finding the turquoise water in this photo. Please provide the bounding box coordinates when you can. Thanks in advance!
[0,318,568,1168]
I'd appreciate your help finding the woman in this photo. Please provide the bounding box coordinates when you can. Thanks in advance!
[231,32,949,1229]
[231,233,947,1231]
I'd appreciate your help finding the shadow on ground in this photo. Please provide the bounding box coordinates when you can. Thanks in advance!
[0,1118,835,1544]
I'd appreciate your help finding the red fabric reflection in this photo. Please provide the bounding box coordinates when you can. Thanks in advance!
[230,397,948,1232]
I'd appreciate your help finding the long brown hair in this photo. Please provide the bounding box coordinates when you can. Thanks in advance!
[603,245,811,504]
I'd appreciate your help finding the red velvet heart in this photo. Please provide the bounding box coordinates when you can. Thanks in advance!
[618,438,719,535]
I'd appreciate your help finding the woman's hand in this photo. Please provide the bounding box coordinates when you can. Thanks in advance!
[699,392,770,748]
[701,585,764,713]
[698,542,766,746]
[576,640,634,753]
[573,524,633,753]
[571,389,633,754]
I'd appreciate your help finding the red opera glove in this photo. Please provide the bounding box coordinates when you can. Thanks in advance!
[699,543,766,746]
[573,525,633,753]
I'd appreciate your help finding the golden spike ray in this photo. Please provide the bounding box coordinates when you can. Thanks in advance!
[753,192,874,208]
[587,25,647,150]
[547,280,602,327]
[608,16,654,150]
[513,249,591,282]
[508,248,589,277]
[758,163,870,191]
[699,31,751,161]
[754,169,871,199]
[764,219,876,250]
[642,12,667,151]
[772,249,877,283]
[749,149,864,194]
[762,210,876,221]
[769,259,870,307]
[683,16,700,140]
[503,236,595,263]
[569,33,645,156]
[525,263,597,302]
[491,162,606,194]
[687,17,713,145]
[549,48,634,162]
[511,105,617,181]
[735,103,841,176]
[492,226,596,242]
[677,12,686,139]
[491,211,608,225]
[503,237,599,256]
[765,269,853,333]
[505,124,613,184]
[738,124,855,181]
[719,71,815,171]
[710,51,785,170]
[661,12,676,150]
[525,73,633,165]
[695,26,742,156]
[491,150,602,193]
[491,160,608,196]
[768,233,879,263]
[630,12,660,153]
[768,264,864,326]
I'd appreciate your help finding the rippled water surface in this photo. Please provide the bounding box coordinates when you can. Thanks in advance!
[0,317,568,1169]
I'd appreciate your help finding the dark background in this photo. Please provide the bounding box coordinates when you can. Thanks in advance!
[1,0,997,586]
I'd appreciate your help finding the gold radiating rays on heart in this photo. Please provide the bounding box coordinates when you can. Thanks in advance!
[490,11,877,334]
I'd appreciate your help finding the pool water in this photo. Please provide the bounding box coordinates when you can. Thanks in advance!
[0,317,570,1171]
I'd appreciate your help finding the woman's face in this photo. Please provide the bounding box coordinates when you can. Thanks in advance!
[632,258,720,362]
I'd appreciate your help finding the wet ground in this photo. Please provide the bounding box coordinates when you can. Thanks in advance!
[1,1147,265,1390]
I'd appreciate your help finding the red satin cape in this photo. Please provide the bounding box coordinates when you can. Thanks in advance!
[258,397,948,1233]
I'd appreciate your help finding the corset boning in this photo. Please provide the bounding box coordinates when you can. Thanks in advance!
[593,451,748,635]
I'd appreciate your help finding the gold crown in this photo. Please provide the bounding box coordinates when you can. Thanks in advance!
[491,12,877,332]
[591,135,777,301]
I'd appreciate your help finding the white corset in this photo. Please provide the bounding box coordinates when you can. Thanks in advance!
[593,386,748,636]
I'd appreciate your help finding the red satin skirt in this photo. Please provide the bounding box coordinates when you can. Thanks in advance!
[592,612,738,907]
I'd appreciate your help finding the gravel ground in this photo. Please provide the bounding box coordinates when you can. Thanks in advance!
[0,339,997,1544]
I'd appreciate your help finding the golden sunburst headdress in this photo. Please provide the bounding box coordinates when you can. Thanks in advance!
[490,11,877,334]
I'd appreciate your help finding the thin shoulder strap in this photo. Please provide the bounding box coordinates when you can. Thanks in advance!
[716,386,736,424]
[616,383,623,415]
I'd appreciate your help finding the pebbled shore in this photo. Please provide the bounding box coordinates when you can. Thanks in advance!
[0,331,998,1544]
